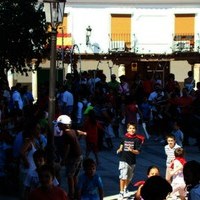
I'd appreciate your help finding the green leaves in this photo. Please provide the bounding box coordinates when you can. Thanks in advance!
[0,0,48,74]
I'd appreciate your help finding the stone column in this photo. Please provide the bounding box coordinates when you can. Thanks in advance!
[194,63,200,89]
[32,70,38,103]
[7,70,14,88]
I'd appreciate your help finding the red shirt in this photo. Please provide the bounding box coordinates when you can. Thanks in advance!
[29,186,68,200]
[83,119,99,143]
[177,96,193,114]
[142,80,154,95]
[125,103,138,124]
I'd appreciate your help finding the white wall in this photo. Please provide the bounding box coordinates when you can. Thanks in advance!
[170,60,191,82]
[66,5,200,54]
[134,9,173,54]
[67,7,111,54]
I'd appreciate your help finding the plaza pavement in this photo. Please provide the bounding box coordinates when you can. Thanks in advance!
[1,128,200,200]
[61,128,200,200]
[95,135,200,200]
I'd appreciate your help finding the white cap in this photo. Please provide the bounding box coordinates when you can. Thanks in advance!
[56,115,72,125]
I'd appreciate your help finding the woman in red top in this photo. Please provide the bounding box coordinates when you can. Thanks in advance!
[83,110,102,165]
[124,95,143,125]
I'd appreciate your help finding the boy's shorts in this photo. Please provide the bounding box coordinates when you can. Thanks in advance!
[119,161,135,180]
[65,155,83,178]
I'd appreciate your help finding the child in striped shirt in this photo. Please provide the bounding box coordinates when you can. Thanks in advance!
[164,134,180,183]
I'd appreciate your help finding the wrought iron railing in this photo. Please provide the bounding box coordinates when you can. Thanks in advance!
[108,33,132,51]
[172,34,194,52]
[108,33,200,53]
[56,33,200,54]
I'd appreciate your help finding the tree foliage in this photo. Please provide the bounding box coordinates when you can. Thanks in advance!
[0,0,49,76]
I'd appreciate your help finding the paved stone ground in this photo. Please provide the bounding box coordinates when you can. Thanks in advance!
[1,128,200,200]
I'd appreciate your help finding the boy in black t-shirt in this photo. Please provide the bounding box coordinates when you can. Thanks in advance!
[117,122,144,200]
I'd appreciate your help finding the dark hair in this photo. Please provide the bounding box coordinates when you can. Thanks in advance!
[165,134,175,140]
[183,160,200,190]
[168,73,175,80]
[119,75,126,81]
[173,120,181,128]
[38,164,55,178]
[83,158,96,171]
[197,82,200,88]
[147,165,160,175]
[33,149,46,162]
[188,71,193,77]
[141,176,172,200]
[174,147,184,158]
[127,122,137,129]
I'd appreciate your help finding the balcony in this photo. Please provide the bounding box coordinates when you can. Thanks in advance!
[172,34,194,52]
[57,32,200,59]
[107,33,200,54]
[108,33,131,52]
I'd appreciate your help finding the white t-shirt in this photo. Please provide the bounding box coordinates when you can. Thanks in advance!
[165,143,181,167]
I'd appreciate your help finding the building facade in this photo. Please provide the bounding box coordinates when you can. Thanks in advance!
[9,0,200,99]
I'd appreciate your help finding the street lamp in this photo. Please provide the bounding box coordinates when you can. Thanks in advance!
[86,25,92,46]
[43,0,66,165]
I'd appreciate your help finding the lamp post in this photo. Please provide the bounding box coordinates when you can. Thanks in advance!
[86,25,92,46]
[107,61,113,79]
[43,0,66,165]
[58,26,65,80]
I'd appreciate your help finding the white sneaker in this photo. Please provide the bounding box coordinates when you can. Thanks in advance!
[123,189,130,198]
[118,192,124,200]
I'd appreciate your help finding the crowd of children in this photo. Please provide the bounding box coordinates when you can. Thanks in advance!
[0,70,200,200]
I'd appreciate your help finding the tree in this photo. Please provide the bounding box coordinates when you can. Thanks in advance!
[0,0,49,80]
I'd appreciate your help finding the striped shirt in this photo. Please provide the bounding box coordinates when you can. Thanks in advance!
[164,143,180,166]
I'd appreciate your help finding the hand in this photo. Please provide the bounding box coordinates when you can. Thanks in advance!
[77,130,87,136]
[116,149,122,154]
[128,146,133,152]
[82,131,87,136]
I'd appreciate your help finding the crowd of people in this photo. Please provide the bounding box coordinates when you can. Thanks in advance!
[0,68,200,200]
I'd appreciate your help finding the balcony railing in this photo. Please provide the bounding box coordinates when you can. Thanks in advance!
[56,33,200,55]
[172,34,194,52]
[108,33,200,53]
[108,33,132,52]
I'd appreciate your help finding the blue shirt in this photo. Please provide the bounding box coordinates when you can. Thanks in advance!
[189,184,200,200]
[77,173,103,200]
[171,129,184,147]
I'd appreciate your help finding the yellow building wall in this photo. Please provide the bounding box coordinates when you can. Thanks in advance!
[57,14,68,33]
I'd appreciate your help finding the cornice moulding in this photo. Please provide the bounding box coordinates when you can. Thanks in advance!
[67,0,200,4]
